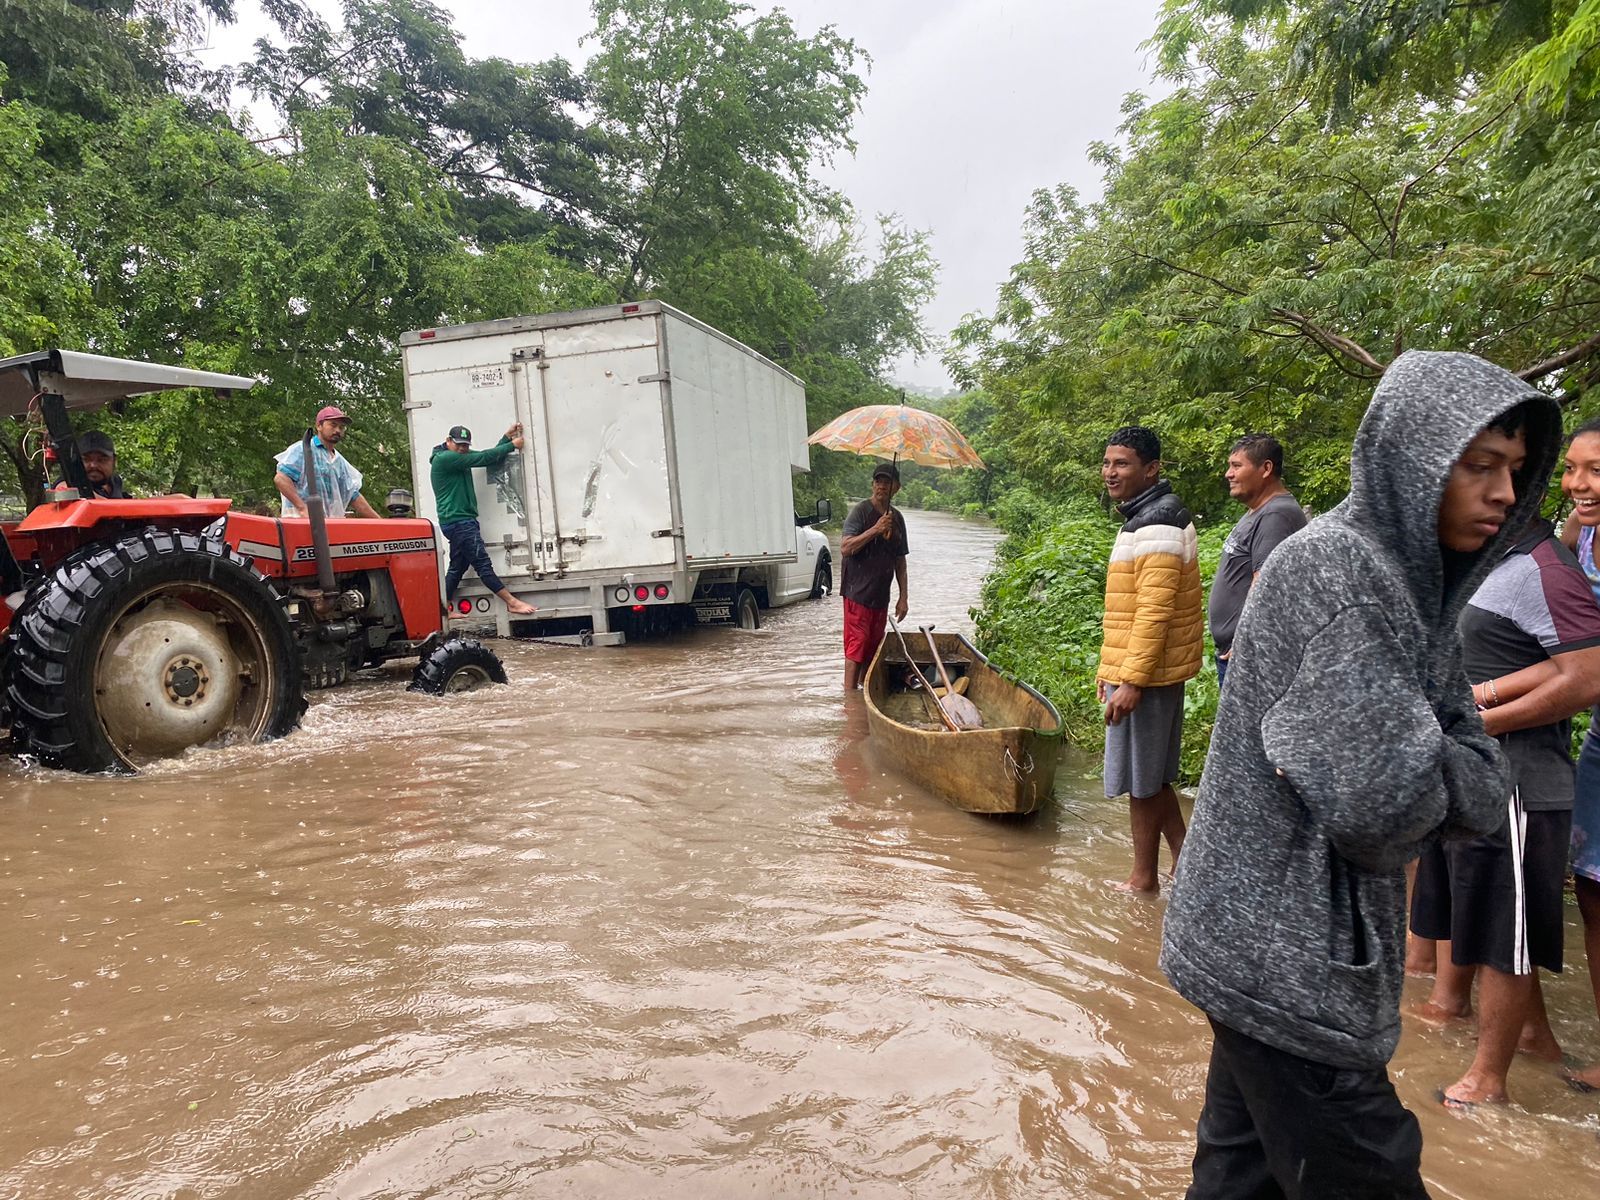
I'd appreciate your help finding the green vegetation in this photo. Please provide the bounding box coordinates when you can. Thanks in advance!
[951,0,1600,521]
[972,497,1225,784]
[954,0,1600,781]
[0,0,935,512]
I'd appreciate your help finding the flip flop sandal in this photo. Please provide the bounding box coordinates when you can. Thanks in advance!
[1563,1073,1598,1095]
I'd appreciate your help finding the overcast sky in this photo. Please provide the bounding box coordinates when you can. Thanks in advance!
[194,1,1166,390]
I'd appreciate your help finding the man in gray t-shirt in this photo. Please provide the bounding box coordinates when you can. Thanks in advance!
[1207,434,1307,683]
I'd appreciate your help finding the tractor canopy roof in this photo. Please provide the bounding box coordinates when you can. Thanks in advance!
[0,350,255,418]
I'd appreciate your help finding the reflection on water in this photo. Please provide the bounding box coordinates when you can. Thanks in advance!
[1,509,1596,1198]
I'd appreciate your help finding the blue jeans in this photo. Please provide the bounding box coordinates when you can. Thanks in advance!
[1215,652,1229,687]
[442,519,505,599]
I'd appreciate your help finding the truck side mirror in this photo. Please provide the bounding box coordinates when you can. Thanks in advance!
[814,498,831,524]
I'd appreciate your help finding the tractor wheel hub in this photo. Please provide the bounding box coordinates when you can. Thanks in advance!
[96,601,244,756]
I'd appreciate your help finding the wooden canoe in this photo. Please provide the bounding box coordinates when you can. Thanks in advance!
[863,630,1063,814]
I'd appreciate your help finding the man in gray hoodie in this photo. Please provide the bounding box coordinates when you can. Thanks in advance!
[1161,352,1562,1197]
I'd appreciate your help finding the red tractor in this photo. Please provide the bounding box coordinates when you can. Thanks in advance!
[0,350,506,774]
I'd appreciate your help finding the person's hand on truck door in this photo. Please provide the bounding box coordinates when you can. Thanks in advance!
[506,422,524,449]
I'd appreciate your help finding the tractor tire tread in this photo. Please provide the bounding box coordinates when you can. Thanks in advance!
[1,530,306,773]
[408,637,508,695]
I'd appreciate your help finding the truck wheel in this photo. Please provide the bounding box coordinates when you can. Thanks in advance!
[735,587,760,631]
[809,552,832,599]
[409,637,508,694]
[2,530,305,774]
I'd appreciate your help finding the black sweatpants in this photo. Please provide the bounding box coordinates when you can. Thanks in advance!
[1188,1019,1429,1200]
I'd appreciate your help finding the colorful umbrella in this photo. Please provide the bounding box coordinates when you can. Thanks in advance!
[806,404,985,470]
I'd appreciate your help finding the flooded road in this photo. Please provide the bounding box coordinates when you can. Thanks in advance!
[3,508,1598,1198]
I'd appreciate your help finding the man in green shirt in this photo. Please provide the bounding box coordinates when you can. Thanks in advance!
[430,423,537,616]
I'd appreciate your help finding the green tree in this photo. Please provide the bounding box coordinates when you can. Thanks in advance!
[953,26,1600,515]
[242,0,609,253]
[586,0,866,298]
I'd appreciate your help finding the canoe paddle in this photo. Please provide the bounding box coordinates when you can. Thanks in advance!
[887,616,961,733]
[919,625,984,730]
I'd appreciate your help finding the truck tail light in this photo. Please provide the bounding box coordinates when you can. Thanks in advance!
[457,599,472,613]
[621,303,640,314]
[653,585,669,599]
[634,585,649,600]
[631,604,646,612]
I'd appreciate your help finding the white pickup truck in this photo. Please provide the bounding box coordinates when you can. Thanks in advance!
[400,301,831,643]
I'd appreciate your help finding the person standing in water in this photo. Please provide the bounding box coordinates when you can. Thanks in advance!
[1096,425,1203,894]
[1559,416,1600,1094]
[839,462,909,690]
[1162,352,1561,1196]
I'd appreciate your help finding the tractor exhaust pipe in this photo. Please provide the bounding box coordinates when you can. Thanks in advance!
[301,428,337,595]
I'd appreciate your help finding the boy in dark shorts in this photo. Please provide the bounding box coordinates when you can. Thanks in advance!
[1411,516,1600,1106]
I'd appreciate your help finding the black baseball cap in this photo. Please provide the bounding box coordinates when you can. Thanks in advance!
[447,425,472,446]
[871,461,899,482]
[77,430,115,457]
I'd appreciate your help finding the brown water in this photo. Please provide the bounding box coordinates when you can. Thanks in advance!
[2,509,1597,1199]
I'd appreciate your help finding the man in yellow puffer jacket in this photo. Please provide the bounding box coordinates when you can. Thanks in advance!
[1097,426,1203,894]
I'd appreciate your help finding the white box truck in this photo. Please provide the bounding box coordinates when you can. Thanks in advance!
[400,302,831,644]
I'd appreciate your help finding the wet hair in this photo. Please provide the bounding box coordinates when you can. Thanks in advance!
[1230,433,1283,478]
[1107,425,1160,465]
[1484,401,1535,440]
[1568,414,1600,445]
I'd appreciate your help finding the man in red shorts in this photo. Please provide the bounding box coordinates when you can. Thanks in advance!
[840,462,910,689]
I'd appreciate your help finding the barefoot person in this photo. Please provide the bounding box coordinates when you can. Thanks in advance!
[1409,509,1600,1107]
[1560,416,1600,1093]
[839,462,909,690]
[1161,352,1560,1197]
[1096,426,1202,893]
[430,424,537,616]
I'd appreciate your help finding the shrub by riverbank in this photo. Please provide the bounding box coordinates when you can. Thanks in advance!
[972,493,1227,787]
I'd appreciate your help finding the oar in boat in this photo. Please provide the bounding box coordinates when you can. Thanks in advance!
[919,625,984,730]
[887,616,961,733]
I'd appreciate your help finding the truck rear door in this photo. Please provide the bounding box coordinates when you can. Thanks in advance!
[528,315,676,575]
[404,335,544,582]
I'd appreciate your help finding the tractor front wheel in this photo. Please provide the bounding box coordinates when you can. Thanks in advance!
[2,530,305,773]
[409,637,508,695]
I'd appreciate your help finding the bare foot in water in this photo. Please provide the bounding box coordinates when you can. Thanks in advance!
[1411,999,1473,1026]
[1563,1062,1600,1093]
[1438,1077,1507,1109]
[1517,1025,1564,1063]
[1112,877,1159,896]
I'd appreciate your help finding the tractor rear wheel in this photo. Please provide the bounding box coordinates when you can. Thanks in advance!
[408,637,508,694]
[2,530,305,773]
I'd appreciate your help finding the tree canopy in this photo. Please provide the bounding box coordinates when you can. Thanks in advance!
[952,0,1600,516]
[0,0,934,510]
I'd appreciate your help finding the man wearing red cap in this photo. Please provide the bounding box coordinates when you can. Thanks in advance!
[274,405,381,519]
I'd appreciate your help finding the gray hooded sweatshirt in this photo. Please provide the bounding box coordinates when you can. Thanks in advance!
[1160,351,1562,1069]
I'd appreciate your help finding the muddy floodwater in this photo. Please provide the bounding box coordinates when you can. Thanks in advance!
[3,509,1598,1198]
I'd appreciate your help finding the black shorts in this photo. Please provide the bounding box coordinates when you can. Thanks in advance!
[1410,790,1570,975]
